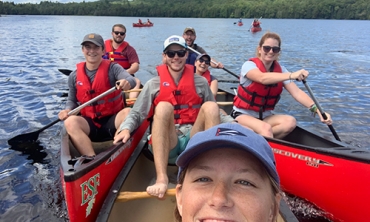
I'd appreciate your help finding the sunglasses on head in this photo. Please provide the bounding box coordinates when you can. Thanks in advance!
[165,50,187,58]
[262,46,281,53]
[114,31,125,36]
[198,58,210,65]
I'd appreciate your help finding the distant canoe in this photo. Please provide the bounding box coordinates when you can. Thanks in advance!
[133,22,153,27]
[250,26,262,33]
[237,22,243,26]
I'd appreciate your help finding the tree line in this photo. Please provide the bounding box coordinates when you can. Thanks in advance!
[1,0,369,20]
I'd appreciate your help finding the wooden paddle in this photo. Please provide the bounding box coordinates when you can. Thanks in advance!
[8,87,117,146]
[302,80,341,141]
[116,189,176,202]
[187,46,240,79]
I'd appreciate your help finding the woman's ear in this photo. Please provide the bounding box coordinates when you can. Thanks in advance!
[175,184,183,216]
[269,193,281,222]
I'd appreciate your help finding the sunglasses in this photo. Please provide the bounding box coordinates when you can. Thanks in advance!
[114,31,125,36]
[262,46,281,53]
[165,50,187,58]
[198,58,210,65]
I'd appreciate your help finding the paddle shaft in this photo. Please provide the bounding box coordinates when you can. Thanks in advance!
[302,80,341,141]
[187,46,239,79]
[8,87,117,144]
[116,189,176,202]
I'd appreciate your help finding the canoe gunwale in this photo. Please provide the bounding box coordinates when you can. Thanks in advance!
[96,129,149,222]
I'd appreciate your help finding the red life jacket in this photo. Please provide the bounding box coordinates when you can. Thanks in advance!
[76,60,124,127]
[233,58,283,116]
[104,39,131,69]
[253,21,260,27]
[153,64,203,125]
[201,70,211,85]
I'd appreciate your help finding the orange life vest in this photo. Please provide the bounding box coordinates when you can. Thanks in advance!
[76,60,124,127]
[233,58,283,116]
[153,64,203,125]
[104,40,131,69]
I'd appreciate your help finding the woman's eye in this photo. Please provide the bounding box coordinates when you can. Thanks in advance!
[237,180,255,187]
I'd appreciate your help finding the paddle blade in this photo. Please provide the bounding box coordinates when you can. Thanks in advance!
[8,130,41,146]
[58,69,73,76]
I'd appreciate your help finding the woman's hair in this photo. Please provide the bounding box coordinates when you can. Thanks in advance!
[174,165,281,222]
[255,32,282,58]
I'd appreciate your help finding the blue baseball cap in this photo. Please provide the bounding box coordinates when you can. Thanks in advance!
[176,123,279,186]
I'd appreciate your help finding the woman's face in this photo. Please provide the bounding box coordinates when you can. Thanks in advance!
[258,38,280,63]
[176,148,280,222]
[195,56,210,74]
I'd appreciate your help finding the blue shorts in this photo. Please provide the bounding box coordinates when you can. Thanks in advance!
[148,130,191,165]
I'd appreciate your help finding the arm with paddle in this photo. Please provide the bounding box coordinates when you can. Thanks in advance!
[302,80,341,141]
[187,46,239,79]
[8,86,118,146]
[284,71,340,141]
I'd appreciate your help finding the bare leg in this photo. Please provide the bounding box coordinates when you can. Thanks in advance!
[190,101,220,137]
[64,116,94,156]
[129,77,141,99]
[264,114,296,139]
[147,102,178,198]
[114,107,131,136]
[235,114,274,138]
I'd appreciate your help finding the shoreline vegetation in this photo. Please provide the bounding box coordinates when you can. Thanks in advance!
[1,0,369,20]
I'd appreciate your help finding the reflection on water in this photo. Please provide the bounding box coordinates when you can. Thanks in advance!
[0,15,369,221]
[9,141,48,164]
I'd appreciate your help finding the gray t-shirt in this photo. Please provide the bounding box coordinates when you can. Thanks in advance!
[66,62,136,110]
[232,60,290,118]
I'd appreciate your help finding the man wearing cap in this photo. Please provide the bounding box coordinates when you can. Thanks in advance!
[104,24,141,99]
[58,33,136,158]
[175,123,281,221]
[114,35,221,198]
[182,27,224,69]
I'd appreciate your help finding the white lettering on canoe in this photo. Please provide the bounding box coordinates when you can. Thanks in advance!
[272,148,333,168]
[106,138,132,165]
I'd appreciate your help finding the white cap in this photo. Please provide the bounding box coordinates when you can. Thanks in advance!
[163,35,187,52]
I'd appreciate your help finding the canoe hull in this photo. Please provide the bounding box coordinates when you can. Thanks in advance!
[132,23,153,27]
[60,119,150,222]
[216,88,370,222]
[250,27,262,32]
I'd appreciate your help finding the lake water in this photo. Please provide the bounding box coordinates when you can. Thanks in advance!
[0,15,369,221]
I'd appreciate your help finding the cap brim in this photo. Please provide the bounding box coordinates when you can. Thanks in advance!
[176,139,279,185]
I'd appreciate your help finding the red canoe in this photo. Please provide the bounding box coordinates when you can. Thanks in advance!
[237,22,243,26]
[60,118,150,222]
[250,26,262,32]
[132,22,153,27]
[212,88,370,222]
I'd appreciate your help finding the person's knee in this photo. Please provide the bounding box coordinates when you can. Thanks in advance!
[259,122,274,137]
[201,101,219,114]
[154,102,174,117]
[64,116,82,132]
[284,116,297,132]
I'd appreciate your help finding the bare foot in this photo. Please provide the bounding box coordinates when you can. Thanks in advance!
[146,181,168,198]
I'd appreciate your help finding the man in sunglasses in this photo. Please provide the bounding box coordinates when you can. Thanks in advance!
[104,24,141,99]
[182,27,224,69]
[58,33,136,158]
[114,35,221,199]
